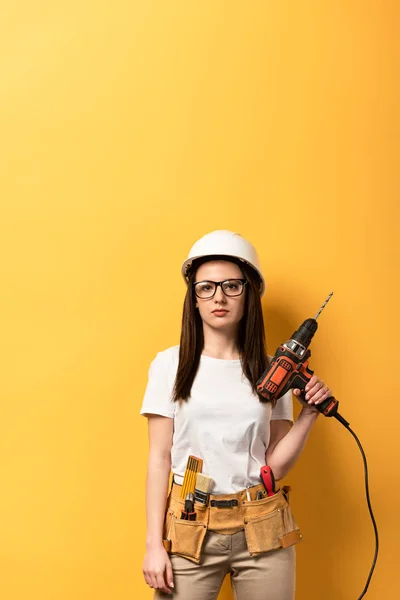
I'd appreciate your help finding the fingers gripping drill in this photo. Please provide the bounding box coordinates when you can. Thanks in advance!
[256,293,349,428]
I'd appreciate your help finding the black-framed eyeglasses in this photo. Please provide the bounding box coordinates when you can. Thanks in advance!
[193,279,247,299]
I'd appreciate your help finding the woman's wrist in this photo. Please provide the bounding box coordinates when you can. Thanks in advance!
[298,405,320,421]
[146,537,164,551]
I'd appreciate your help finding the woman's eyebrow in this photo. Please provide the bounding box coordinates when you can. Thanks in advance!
[197,278,239,282]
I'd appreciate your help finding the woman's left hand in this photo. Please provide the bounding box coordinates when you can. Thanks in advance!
[293,375,333,412]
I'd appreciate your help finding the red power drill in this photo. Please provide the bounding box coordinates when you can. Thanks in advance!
[256,292,348,427]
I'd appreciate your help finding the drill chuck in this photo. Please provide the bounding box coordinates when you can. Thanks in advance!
[290,318,318,349]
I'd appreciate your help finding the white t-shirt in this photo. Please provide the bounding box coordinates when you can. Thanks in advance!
[140,344,293,494]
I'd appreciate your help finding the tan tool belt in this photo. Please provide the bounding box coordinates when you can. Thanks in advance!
[162,481,303,564]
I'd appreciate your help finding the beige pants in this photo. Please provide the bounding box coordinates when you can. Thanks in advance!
[155,528,296,600]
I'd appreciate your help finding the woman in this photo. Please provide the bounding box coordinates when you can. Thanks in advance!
[140,230,332,599]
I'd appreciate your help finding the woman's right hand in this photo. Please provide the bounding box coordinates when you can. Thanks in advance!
[142,545,174,595]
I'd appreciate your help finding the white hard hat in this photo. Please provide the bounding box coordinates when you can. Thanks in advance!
[181,230,266,296]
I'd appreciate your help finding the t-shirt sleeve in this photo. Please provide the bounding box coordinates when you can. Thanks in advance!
[140,351,175,419]
[270,389,294,423]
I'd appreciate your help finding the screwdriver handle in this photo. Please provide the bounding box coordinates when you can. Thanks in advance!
[260,465,278,497]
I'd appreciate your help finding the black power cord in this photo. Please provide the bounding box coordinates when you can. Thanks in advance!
[333,415,379,599]
[345,424,379,599]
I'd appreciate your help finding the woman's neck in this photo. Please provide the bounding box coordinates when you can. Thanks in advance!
[201,325,240,360]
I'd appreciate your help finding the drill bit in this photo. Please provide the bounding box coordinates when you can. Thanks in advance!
[314,292,334,320]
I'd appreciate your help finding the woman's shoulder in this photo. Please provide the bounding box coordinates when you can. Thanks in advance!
[152,344,180,366]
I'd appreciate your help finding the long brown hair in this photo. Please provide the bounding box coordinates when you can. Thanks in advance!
[171,256,272,404]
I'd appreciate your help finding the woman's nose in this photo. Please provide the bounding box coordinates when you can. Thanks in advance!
[214,285,226,301]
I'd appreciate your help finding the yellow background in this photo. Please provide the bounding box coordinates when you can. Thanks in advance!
[1,2,398,599]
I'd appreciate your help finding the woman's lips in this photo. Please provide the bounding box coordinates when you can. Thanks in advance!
[212,310,228,316]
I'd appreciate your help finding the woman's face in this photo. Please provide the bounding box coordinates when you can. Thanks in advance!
[194,260,247,329]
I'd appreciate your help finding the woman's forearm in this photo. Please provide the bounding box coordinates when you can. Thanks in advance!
[266,408,319,480]
[145,452,171,550]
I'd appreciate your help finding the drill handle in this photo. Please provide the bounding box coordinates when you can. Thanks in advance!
[290,371,314,393]
[295,389,347,423]
[292,365,350,427]
[291,364,338,416]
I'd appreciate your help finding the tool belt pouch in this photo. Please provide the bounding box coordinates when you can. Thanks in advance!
[162,494,208,564]
[243,486,303,556]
